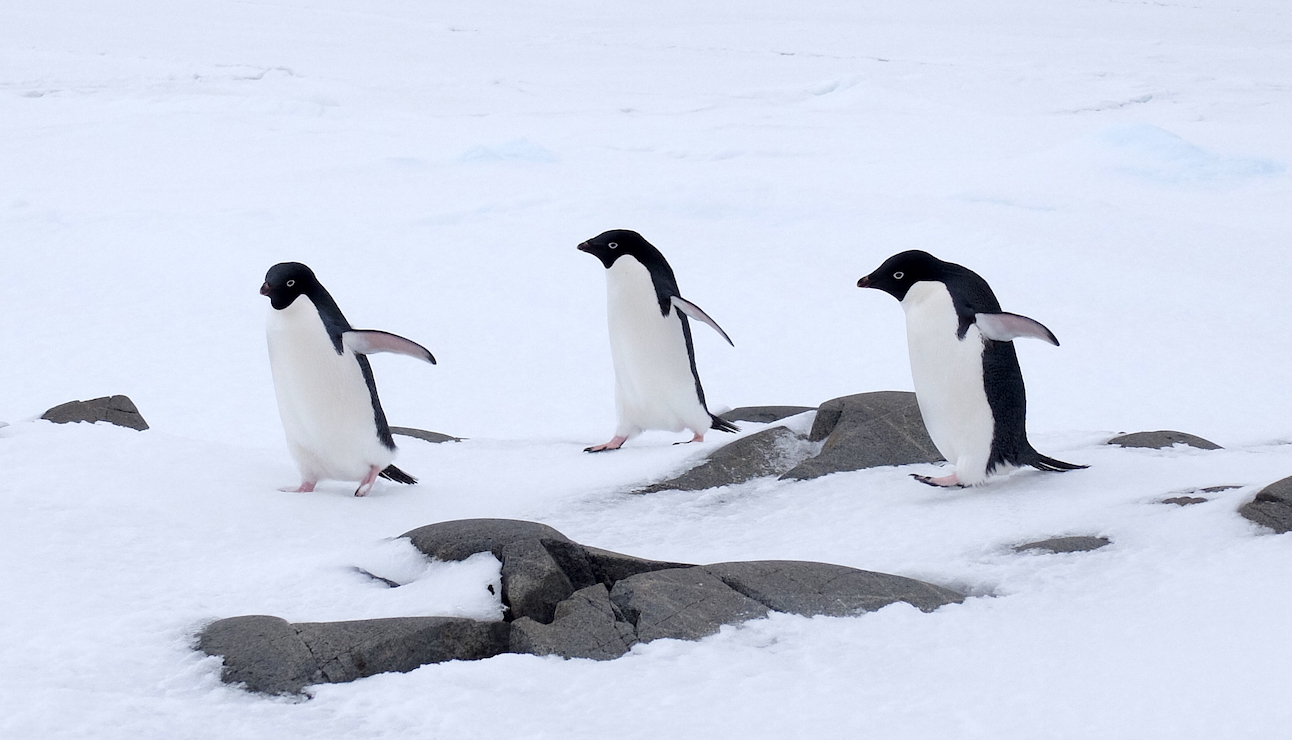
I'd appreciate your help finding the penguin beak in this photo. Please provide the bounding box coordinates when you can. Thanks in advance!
[260,282,271,296]
[576,242,593,253]
[856,276,872,289]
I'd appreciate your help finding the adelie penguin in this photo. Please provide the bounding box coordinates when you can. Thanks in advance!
[578,229,739,452]
[857,250,1085,487]
[261,262,436,496]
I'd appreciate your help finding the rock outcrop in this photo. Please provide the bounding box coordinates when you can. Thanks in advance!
[199,518,964,694]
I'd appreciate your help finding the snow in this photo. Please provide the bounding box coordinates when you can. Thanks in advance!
[2,0,1291,737]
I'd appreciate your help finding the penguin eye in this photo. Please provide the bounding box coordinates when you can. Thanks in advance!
[608,242,619,249]
[892,271,904,280]
[286,279,296,287]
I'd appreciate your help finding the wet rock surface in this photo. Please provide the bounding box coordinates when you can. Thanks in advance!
[1108,431,1221,450]
[636,425,816,493]
[641,392,942,492]
[42,395,149,431]
[1238,476,1292,534]
[199,519,964,693]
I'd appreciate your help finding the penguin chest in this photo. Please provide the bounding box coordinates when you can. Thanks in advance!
[604,258,708,433]
[901,282,994,478]
[265,298,392,481]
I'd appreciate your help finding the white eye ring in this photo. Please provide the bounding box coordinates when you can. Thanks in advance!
[286,279,296,287]
[892,271,904,280]
[608,242,618,249]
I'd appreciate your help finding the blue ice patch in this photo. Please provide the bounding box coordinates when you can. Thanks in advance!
[1098,123,1283,183]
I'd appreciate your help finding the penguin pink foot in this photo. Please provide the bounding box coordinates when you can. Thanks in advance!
[585,436,628,453]
[911,473,964,488]
[281,481,318,493]
[354,465,382,497]
[673,432,705,445]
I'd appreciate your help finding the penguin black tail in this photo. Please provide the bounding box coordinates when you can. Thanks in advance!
[379,465,418,485]
[709,414,740,435]
[1029,453,1088,473]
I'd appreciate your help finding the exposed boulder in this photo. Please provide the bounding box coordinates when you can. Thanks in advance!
[1238,476,1292,534]
[390,427,462,443]
[296,617,509,685]
[719,406,815,424]
[199,615,509,695]
[705,560,964,616]
[780,392,942,481]
[636,426,817,493]
[402,519,572,562]
[42,395,149,431]
[1108,431,1221,450]
[638,392,943,493]
[200,519,965,692]
[1014,536,1111,554]
[198,615,320,695]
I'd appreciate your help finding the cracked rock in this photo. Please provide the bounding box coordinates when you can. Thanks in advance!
[609,567,769,643]
[509,584,637,660]
[42,395,149,431]
[705,560,964,616]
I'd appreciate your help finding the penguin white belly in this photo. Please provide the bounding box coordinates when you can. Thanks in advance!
[266,298,394,483]
[901,282,995,484]
[605,258,710,437]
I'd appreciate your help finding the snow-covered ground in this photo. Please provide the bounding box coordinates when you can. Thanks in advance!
[2,1,1291,737]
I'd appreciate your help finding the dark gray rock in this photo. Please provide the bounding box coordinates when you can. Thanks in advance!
[1108,431,1221,450]
[705,560,964,616]
[1014,536,1111,554]
[719,406,815,424]
[499,538,576,623]
[391,427,462,443]
[582,546,697,586]
[1161,496,1209,506]
[610,567,769,643]
[401,519,572,561]
[42,395,149,431]
[1238,476,1292,534]
[637,426,817,493]
[781,392,942,480]
[296,617,509,685]
[509,584,637,660]
[197,615,322,695]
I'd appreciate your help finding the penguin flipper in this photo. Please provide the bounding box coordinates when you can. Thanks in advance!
[671,296,735,347]
[709,414,740,434]
[974,312,1059,346]
[343,330,437,364]
[378,464,418,484]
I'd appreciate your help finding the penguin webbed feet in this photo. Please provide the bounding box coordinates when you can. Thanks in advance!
[584,436,628,453]
[280,481,318,493]
[911,472,965,488]
[672,432,706,446]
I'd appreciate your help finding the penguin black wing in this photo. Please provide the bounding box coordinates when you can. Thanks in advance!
[343,330,437,364]
[670,296,734,346]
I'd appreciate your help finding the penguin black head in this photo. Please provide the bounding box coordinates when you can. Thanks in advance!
[856,250,948,302]
[260,262,321,310]
[577,229,662,270]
